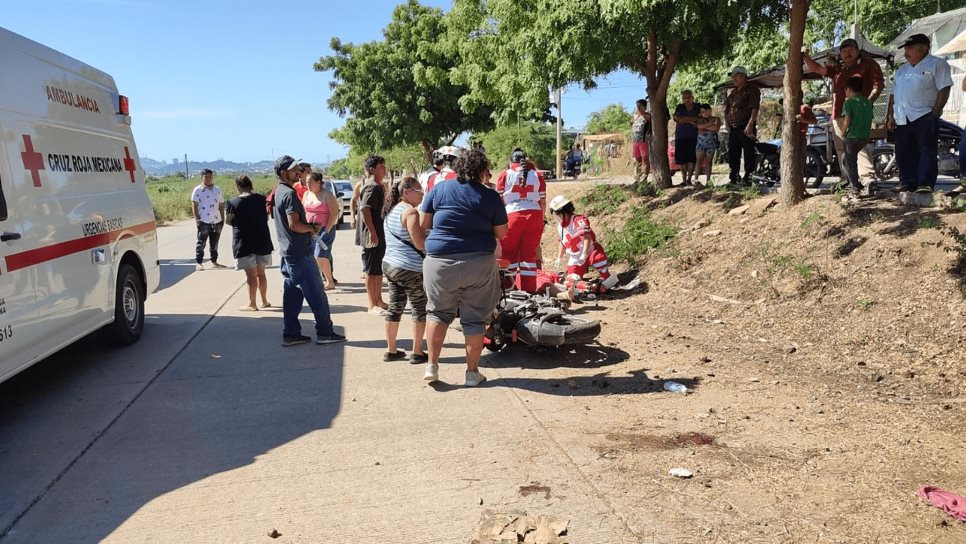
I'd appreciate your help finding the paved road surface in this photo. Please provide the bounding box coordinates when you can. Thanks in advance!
[0,219,637,543]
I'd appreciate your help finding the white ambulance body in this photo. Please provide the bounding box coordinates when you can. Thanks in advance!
[0,26,160,383]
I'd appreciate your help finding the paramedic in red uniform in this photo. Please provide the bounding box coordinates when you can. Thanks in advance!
[421,146,461,194]
[495,149,546,292]
[549,194,618,291]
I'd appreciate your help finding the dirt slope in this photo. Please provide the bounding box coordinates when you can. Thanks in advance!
[526,181,966,543]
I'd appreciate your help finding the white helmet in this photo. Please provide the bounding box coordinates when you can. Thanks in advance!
[549,194,572,213]
[435,145,464,162]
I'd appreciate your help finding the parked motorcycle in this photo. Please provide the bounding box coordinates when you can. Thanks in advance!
[871,118,962,182]
[483,263,601,352]
[750,137,826,188]
[563,158,583,179]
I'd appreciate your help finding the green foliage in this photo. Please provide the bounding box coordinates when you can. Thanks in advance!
[577,184,626,216]
[800,210,824,229]
[602,205,676,264]
[855,297,876,310]
[315,0,494,159]
[585,104,632,135]
[146,174,276,224]
[327,157,362,180]
[474,122,557,170]
[917,215,941,230]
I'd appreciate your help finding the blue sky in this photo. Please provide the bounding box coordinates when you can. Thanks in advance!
[3,0,646,164]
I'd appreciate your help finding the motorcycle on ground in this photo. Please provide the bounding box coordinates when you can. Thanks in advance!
[483,262,601,352]
[871,118,963,182]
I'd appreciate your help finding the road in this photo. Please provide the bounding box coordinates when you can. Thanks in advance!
[0,219,635,543]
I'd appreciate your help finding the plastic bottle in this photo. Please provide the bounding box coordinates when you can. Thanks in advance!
[663,381,688,394]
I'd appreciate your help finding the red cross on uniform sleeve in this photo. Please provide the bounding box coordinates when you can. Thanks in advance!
[20,135,45,187]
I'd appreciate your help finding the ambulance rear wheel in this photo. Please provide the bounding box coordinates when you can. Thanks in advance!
[105,264,144,345]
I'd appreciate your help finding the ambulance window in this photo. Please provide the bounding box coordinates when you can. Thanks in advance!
[0,175,6,221]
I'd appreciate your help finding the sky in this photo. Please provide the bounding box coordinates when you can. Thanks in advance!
[3,0,647,165]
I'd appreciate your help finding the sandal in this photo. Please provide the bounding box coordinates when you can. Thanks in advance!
[409,353,429,364]
[239,305,258,312]
[383,350,407,362]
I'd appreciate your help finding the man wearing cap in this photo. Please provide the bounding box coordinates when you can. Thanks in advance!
[273,154,346,347]
[886,34,953,193]
[190,168,226,270]
[723,66,761,185]
[803,38,884,186]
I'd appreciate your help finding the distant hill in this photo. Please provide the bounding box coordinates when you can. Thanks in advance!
[140,157,327,177]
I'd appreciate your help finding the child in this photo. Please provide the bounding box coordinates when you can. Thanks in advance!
[695,104,721,186]
[548,194,618,291]
[841,76,873,198]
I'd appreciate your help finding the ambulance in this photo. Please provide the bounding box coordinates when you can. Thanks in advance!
[0,26,160,383]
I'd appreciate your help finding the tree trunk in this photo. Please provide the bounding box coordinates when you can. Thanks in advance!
[640,35,682,190]
[779,0,810,206]
[421,139,435,165]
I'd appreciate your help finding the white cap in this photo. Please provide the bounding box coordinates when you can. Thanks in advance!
[549,194,572,212]
[435,145,464,159]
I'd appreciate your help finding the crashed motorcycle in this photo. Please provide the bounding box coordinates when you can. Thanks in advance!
[483,264,601,352]
[871,117,963,182]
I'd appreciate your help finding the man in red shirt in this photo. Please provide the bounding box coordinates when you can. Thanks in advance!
[803,38,884,185]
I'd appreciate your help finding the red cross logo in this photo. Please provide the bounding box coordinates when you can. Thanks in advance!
[511,178,533,199]
[20,135,45,187]
[123,146,137,183]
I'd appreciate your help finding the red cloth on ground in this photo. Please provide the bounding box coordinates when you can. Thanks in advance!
[917,486,966,522]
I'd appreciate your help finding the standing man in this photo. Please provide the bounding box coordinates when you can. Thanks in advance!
[191,168,226,270]
[803,38,884,186]
[886,34,953,193]
[273,155,346,346]
[357,155,388,314]
[723,66,761,185]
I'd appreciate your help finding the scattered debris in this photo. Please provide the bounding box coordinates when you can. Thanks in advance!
[669,468,694,478]
[210,354,222,359]
[267,528,282,539]
[727,204,751,216]
[703,229,723,237]
[473,510,569,544]
[519,484,552,499]
[708,294,742,305]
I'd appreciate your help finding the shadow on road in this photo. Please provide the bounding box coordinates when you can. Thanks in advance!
[0,307,345,543]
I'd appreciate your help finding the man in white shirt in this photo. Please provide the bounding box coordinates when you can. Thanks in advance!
[886,33,953,193]
[190,168,226,270]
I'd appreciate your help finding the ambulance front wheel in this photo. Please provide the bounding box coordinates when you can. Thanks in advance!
[105,263,145,345]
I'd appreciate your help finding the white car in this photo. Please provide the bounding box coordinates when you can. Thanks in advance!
[0,26,160,383]
[330,180,354,225]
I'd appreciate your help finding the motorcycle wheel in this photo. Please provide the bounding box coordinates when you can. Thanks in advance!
[871,147,897,182]
[521,316,601,346]
[805,148,825,188]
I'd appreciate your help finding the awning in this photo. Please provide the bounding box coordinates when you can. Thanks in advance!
[937,27,966,55]
[890,6,966,52]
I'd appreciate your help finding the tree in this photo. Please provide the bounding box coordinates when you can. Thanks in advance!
[585,104,632,135]
[474,122,559,170]
[448,0,786,190]
[315,0,494,163]
[780,0,810,206]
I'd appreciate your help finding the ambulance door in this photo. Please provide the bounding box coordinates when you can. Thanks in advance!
[0,136,42,382]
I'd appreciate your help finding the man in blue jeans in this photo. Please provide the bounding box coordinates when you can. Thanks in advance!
[272,154,346,347]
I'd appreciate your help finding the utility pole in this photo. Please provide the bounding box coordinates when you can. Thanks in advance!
[184,153,189,178]
[555,87,563,180]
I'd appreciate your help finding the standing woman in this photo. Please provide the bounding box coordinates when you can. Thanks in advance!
[673,89,701,186]
[225,175,274,310]
[695,104,721,186]
[381,177,428,363]
[303,172,340,289]
[631,99,652,181]
[419,149,508,386]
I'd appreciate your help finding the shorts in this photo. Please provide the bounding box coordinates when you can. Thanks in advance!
[696,131,719,153]
[361,244,386,275]
[313,229,336,260]
[632,141,650,161]
[674,136,698,164]
[423,252,500,336]
[235,253,272,271]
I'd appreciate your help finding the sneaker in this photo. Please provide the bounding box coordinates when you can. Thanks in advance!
[410,353,429,364]
[423,363,439,382]
[915,186,933,194]
[316,332,347,345]
[195,263,204,271]
[383,350,407,362]
[282,335,311,347]
[465,370,487,387]
[897,185,915,193]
